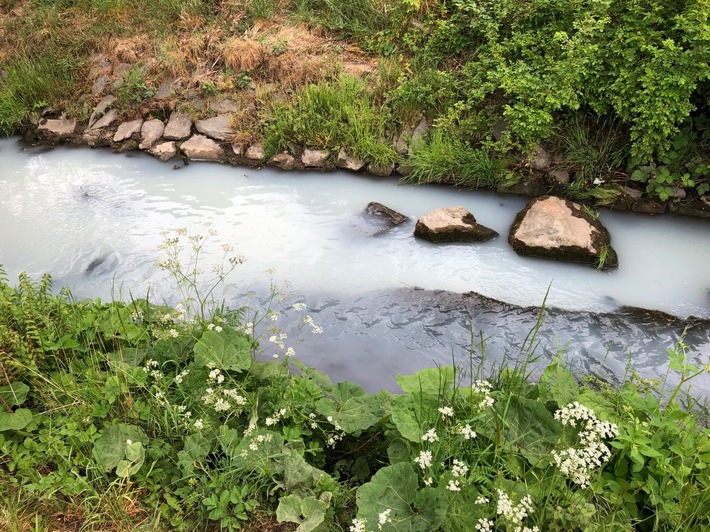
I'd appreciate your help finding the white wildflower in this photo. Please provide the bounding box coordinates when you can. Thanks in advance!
[214,398,230,412]
[193,419,204,431]
[378,508,392,529]
[424,476,434,486]
[447,479,461,492]
[126,439,133,446]
[497,490,534,529]
[214,325,222,332]
[414,450,433,470]
[460,424,477,440]
[292,303,306,312]
[438,406,454,418]
[349,518,367,532]
[303,315,323,334]
[451,459,469,478]
[421,428,439,443]
[475,518,493,532]
[475,496,489,505]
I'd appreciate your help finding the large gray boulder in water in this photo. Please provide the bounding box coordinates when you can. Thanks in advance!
[415,206,498,243]
[509,195,618,269]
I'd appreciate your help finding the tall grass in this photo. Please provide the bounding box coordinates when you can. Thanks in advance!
[403,130,508,188]
[263,75,397,164]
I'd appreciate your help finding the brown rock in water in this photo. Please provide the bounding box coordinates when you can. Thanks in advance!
[509,195,618,269]
[415,206,498,243]
[150,141,177,162]
[38,116,76,138]
[366,202,408,226]
[244,144,265,161]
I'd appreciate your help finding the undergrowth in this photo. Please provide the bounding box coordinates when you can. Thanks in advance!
[1,230,710,531]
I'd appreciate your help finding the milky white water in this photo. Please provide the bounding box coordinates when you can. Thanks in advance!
[1,138,709,393]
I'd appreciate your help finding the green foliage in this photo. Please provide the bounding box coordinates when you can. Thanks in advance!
[0,269,710,529]
[116,66,155,108]
[263,75,398,165]
[403,131,508,188]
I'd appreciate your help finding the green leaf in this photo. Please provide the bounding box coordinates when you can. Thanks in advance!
[0,408,32,431]
[93,423,148,473]
[396,367,455,395]
[250,361,290,380]
[276,494,328,532]
[538,363,578,407]
[497,396,560,463]
[106,348,146,369]
[315,382,387,434]
[178,433,212,475]
[630,169,649,182]
[0,382,29,407]
[194,328,252,372]
[356,462,447,531]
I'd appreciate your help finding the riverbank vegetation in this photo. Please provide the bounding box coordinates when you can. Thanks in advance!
[1,0,709,206]
[2,229,710,530]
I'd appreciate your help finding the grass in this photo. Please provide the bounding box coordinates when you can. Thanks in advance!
[402,130,508,188]
[263,74,398,164]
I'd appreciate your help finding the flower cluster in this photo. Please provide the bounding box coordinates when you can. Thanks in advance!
[303,315,323,334]
[349,518,367,532]
[377,508,392,530]
[142,359,164,380]
[496,489,536,531]
[471,380,495,410]
[460,424,477,440]
[414,450,433,470]
[265,408,287,426]
[552,402,619,487]
[421,428,439,443]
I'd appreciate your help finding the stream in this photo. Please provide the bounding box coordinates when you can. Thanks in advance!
[1,138,709,394]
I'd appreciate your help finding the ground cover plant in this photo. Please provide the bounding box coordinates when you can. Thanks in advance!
[1,0,709,205]
[1,229,710,530]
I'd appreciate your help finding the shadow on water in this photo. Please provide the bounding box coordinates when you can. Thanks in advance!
[262,288,710,397]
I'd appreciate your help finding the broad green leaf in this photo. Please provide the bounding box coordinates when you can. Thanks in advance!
[116,441,145,478]
[356,462,447,531]
[0,382,29,406]
[496,396,560,463]
[276,494,328,532]
[194,328,252,372]
[387,438,409,465]
[93,423,148,473]
[538,363,578,406]
[250,361,290,380]
[106,348,146,369]
[0,408,32,431]
[389,393,439,443]
[315,382,387,434]
[396,367,455,395]
[178,433,212,476]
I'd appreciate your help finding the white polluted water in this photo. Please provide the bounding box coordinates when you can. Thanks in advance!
[1,138,709,392]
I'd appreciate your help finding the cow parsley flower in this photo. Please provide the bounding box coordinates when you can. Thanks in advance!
[421,428,439,443]
[414,450,433,469]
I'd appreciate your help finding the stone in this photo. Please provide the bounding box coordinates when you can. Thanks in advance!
[621,186,643,199]
[492,120,508,140]
[336,148,365,172]
[367,162,394,177]
[394,125,413,155]
[180,135,222,161]
[139,119,165,150]
[508,195,618,269]
[163,111,192,140]
[244,144,265,161]
[37,116,76,138]
[150,141,177,162]
[529,146,551,171]
[89,108,118,130]
[194,114,233,141]
[301,148,330,167]
[415,206,498,243]
[210,99,239,113]
[550,169,570,186]
[155,78,177,99]
[113,118,143,142]
[268,152,296,170]
[409,117,429,155]
[88,95,115,128]
[670,186,686,199]
[232,144,244,156]
[91,75,109,96]
[365,202,408,226]
[631,199,666,215]
[396,164,413,177]
[497,179,548,197]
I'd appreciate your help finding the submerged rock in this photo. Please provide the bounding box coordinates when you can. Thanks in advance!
[365,202,408,226]
[509,195,618,269]
[414,206,498,243]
